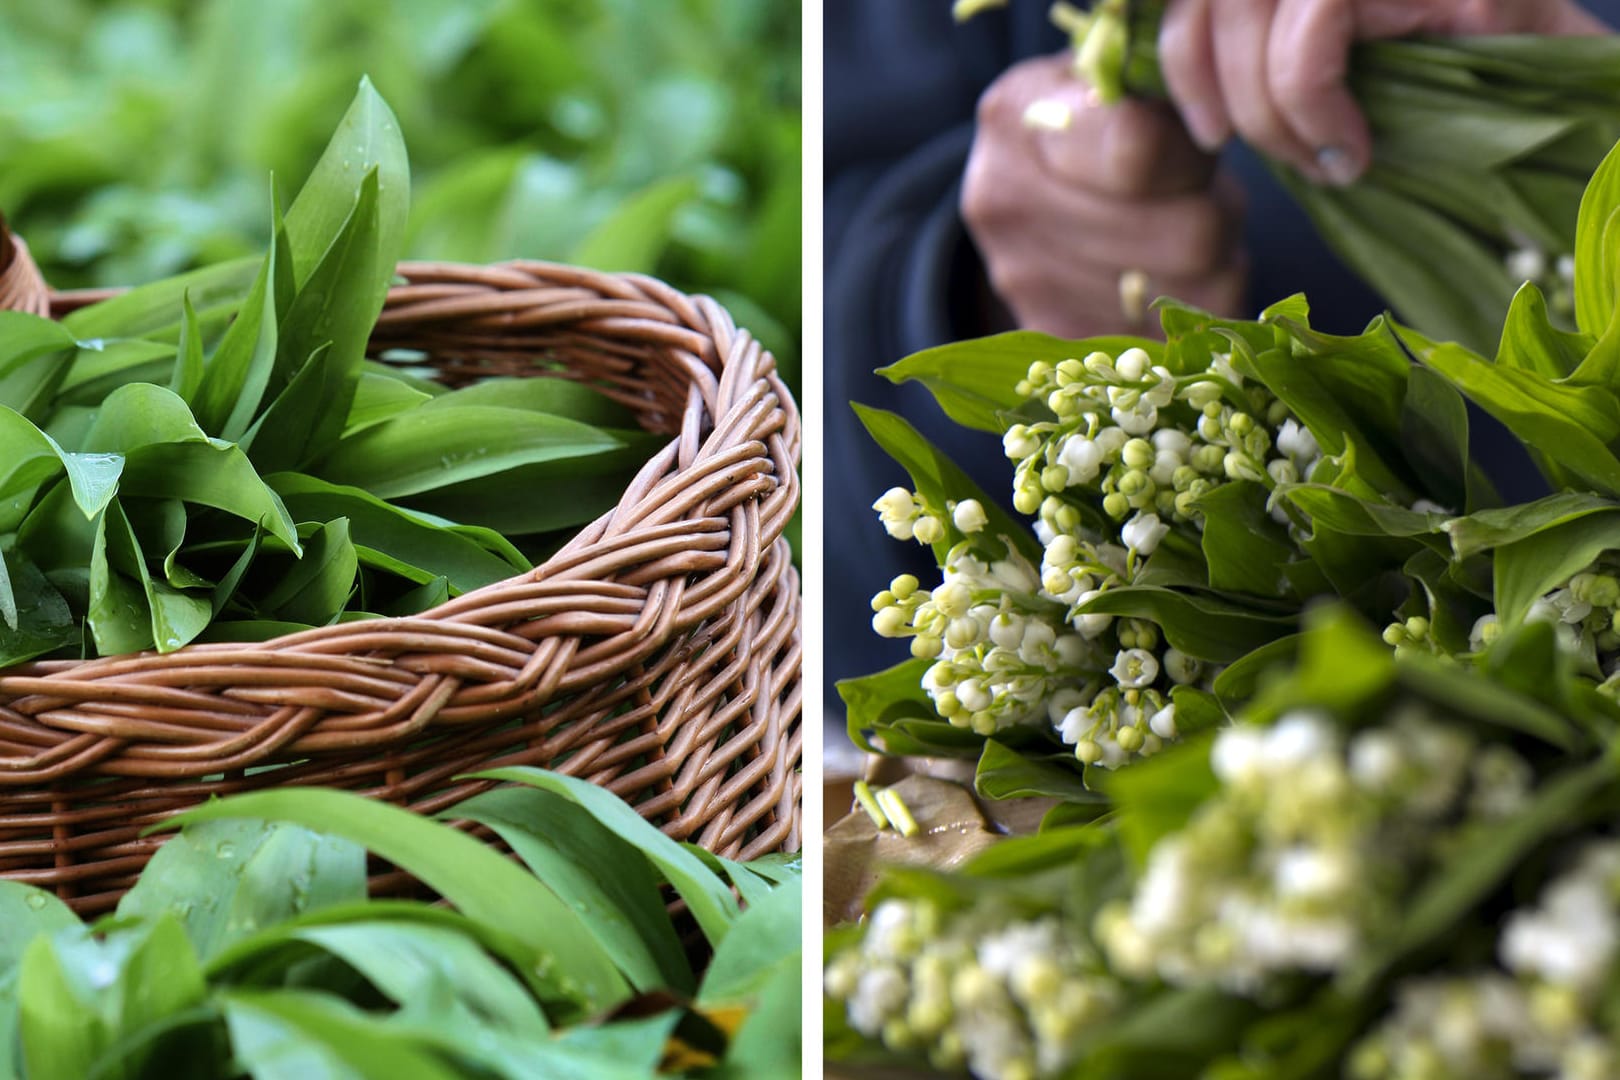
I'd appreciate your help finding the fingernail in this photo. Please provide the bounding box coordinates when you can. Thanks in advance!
[1181,104,1226,152]
[1316,145,1362,187]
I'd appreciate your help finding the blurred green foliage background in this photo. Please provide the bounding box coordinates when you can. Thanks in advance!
[0,0,802,384]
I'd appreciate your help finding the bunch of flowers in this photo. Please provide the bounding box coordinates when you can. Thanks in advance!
[829,611,1619,1078]
[825,897,1122,1080]
[832,80,1620,1080]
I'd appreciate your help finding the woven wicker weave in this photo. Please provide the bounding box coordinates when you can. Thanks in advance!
[0,233,802,914]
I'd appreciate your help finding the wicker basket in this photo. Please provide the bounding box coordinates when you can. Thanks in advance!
[0,231,802,915]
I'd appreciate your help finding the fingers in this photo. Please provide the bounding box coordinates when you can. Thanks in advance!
[977,54,1214,198]
[963,52,1245,338]
[1211,0,1323,180]
[992,247,1249,339]
[1268,0,1369,183]
[1160,0,1230,151]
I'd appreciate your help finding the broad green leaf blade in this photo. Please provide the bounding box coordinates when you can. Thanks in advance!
[259,518,358,626]
[60,258,259,342]
[117,819,365,963]
[17,935,105,1080]
[119,441,300,553]
[973,739,1100,804]
[837,658,975,758]
[161,788,631,1012]
[192,236,280,441]
[452,785,693,995]
[250,169,384,473]
[288,922,547,1036]
[420,377,639,428]
[1445,492,1618,559]
[697,881,801,1006]
[878,332,1161,434]
[169,292,205,404]
[221,989,463,1080]
[470,767,741,947]
[0,551,77,666]
[1074,586,1295,663]
[0,407,123,521]
[268,473,527,595]
[1493,508,1620,626]
[105,501,211,653]
[88,506,154,656]
[282,76,409,312]
[1574,132,1620,337]
[316,405,624,499]
[0,883,81,969]
[345,372,432,436]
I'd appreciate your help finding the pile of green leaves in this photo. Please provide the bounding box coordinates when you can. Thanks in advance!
[0,0,799,384]
[1,769,801,1079]
[1,81,664,667]
[1032,0,1620,353]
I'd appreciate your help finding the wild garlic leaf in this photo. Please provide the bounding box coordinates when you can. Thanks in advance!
[314,404,624,499]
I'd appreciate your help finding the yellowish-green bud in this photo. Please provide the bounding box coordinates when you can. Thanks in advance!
[912,635,943,660]
[890,573,920,599]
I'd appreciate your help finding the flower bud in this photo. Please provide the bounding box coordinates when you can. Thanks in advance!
[1082,351,1116,379]
[1149,703,1177,739]
[1223,451,1263,482]
[1116,724,1144,753]
[1115,347,1151,381]
[873,607,909,637]
[950,499,988,534]
[1075,738,1103,765]
[1228,411,1254,435]
[913,515,944,545]
[890,574,920,599]
[1003,424,1040,460]
[1041,464,1071,491]
[1197,413,1224,441]
[1121,512,1170,555]
[911,635,943,659]
[945,617,981,651]
[1122,438,1154,469]
[1102,492,1130,519]
[1013,485,1042,515]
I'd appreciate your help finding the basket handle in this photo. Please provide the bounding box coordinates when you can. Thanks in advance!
[0,217,50,317]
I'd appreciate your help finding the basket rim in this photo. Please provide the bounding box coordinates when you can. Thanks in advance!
[0,254,801,787]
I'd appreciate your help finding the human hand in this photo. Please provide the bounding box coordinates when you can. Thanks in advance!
[1158,0,1608,185]
[961,53,1247,339]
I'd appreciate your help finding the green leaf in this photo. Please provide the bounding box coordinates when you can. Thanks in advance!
[345,373,432,435]
[570,174,701,274]
[1075,586,1295,663]
[258,518,358,626]
[1496,283,1589,381]
[836,658,941,756]
[285,921,548,1036]
[1445,492,1618,559]
[0,406,123,521]
[315,405,624,499]
[1574,130,1620,338]
[221,989,462,1080]
[877,332,1161,434]
[0,312,78,420]
[852,403,1042,566]
[470,767,741,947]
[17,934,107,1080]
[118,818,365,963]
[398,436,664,536]
[451,785,693,995]
[0,550,77,666]
[168,292,205,404]
[250,169,384,473]
[1093,734,1218,867]
[269,473,528,594]
[421,377,639,429]
[105,501,211,653]
[1195,482,1303,598]
[117,441,300,553]
[698,881,801,1006]
[60,259,260,343]
[160,788,631,1012]
[88,507,153,656]
[1493,508,1620,626]
[1405,331,1620,496]
[192,233,280,442]
[282,77,410,313]
[973,739,1101,803]
[0,883,80,970]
